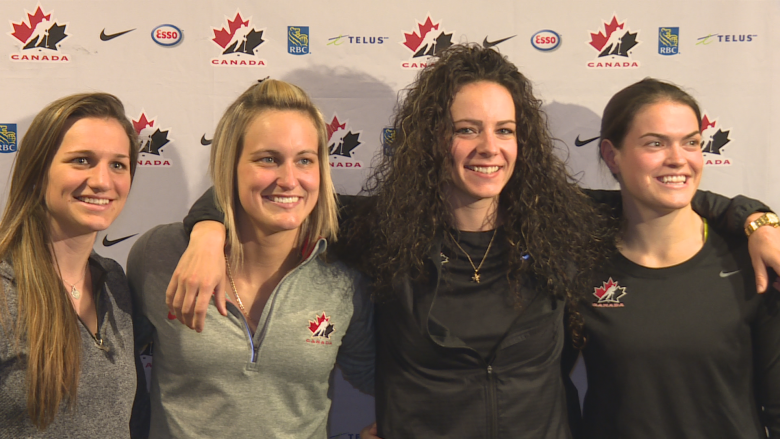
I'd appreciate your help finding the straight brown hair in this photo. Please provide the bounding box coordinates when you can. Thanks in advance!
[0,93,137,429]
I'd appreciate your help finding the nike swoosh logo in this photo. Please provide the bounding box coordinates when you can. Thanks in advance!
[574,135,599,147]
[483,35,516,48]
[100,28,135,41]
[102,233,138,247]
[719,270,741,278]
[201,134,212,145]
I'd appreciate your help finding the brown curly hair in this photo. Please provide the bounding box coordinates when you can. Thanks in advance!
[341,44,614,347]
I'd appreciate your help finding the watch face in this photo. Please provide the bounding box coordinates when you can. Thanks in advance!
[767,212,779,223]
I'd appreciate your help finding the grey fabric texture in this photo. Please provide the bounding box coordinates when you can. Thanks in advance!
[0,254,136,438]
[127,223,374,439]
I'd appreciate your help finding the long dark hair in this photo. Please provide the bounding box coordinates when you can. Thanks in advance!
[0,93,137,429]
[342,44,614,347]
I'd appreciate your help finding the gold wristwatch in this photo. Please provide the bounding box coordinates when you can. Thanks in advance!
[745,212,780,237]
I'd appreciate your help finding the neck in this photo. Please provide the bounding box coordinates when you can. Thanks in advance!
[449,196,499,232]
[234,214,302,283]
[618,198,704,268]
[48,233,95,281]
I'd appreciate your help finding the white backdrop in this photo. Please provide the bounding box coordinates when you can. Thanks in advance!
[2,1,778,437]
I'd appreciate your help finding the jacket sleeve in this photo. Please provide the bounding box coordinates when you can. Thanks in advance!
[335,272,375,396]
[583,189,772,233]
[183,187,223,234]
[754,278,780,436]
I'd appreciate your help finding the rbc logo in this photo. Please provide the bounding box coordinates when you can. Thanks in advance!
[0,124,18,153]
[288,26,310,55]
[659,27,679,55]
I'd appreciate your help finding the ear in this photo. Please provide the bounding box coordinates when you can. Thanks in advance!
[600,139,620,175]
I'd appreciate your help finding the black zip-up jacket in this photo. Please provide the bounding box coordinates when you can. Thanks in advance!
[374,232,571,439]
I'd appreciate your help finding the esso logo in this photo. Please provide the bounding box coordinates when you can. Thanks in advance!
[531,30,561,51]
[152,24,183,47]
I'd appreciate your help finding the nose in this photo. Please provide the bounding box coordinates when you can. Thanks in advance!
[665,143,686,166]
[88,163,111,192]
[276,162,299,190]
[476,131,499,156]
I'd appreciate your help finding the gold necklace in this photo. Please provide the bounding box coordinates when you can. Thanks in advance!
[224,256,246,313]
[445,229,498,283]
[62,266,87,300]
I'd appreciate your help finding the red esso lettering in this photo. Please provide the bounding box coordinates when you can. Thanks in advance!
[156,30,178,39]
[536,36,557,45]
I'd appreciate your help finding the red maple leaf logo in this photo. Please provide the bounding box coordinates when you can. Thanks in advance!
[11,6,51,43]
[593,278,619,299]
[589,16,624,51]
[132,113,154,134]
[326,116,346,141]
[212,12,249,49]
[403,16,439,52]
[308,313,330,334]
[700,114,716,132]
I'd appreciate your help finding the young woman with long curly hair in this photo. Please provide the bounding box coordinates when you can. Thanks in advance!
[165,45,778,438]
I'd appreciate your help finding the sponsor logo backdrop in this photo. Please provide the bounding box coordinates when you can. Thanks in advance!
[2,1,778,436]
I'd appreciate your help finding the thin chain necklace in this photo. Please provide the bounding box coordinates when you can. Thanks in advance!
[224,256,247,313]
[62,266,87,300]
[445,229,498,283]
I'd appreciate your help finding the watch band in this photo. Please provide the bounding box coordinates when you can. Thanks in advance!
[745,212,780,237]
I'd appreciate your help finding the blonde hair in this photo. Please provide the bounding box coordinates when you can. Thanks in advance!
[210,79,338,268]
[0,93,137,429]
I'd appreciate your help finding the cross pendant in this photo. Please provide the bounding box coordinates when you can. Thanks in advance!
[471,272,481,283]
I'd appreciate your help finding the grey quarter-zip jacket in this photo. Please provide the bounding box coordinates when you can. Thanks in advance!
[127,223,374,439]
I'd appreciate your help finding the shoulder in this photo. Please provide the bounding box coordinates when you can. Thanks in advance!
[299,240,367,298]
[133,223,189,254]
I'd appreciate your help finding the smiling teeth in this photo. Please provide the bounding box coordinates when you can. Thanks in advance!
[661,175,687,184]
[272,197,299,204]
[80,197,109,205]
[469,166,500,174]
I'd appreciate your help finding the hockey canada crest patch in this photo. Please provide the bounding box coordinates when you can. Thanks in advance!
[592,277,627,307]
[306,312,334,345]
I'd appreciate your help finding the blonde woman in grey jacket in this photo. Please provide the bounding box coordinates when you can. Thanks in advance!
[127,79,374,439]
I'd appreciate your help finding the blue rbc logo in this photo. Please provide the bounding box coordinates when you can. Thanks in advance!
[0,124,18,153]
[288,26,310,55]
[659,27,679,55]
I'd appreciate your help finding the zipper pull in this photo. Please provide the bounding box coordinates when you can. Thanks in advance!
[94,333,108,351]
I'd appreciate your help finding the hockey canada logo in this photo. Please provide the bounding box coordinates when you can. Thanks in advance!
[586,15,640,68]
[593,278,627,307]
[327,115,363,169]
[9,5,69,62]
[306,312,334,345]
[700,113,732,166]
[400,16,453,69]
[133,113,172,167]
[210,11,266,66]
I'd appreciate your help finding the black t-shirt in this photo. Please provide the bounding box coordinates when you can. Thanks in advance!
[430,229,520,360]
[579,228,780,438]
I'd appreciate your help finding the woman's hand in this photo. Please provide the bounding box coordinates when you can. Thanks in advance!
[165,221,227,332]
[746,213,780,293]
[360,422,382,439]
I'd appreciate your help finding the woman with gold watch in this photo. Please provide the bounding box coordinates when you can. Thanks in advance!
[570,78,780,438]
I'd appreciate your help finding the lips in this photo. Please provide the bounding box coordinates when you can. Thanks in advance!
[466,165,501,174]
[77,196,111,205]
[264,195,303,205]
[658,175,688,184]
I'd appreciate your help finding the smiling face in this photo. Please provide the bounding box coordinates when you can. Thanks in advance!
[601,100,702,215]
[448,81,517,209]
[45,117,132,240]
[235,110,320,239]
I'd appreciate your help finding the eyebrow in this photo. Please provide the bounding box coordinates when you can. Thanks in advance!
[640,130,701,141]
[248,149,319,156]
[62,149,130,159]
[453,119,516,125]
